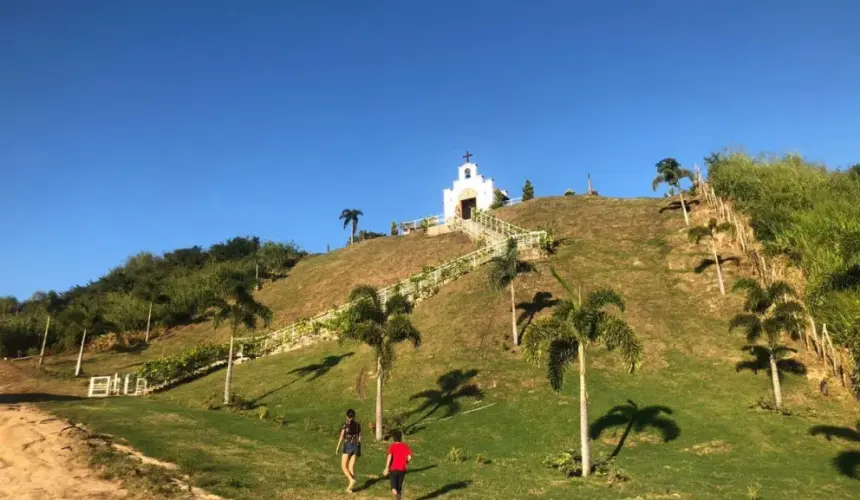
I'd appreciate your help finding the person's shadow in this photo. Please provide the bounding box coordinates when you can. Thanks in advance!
[353,465,438,492]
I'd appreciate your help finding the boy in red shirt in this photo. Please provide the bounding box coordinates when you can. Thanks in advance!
[383,430,412,500]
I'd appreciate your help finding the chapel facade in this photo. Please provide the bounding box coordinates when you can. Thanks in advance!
[443,152,497,221]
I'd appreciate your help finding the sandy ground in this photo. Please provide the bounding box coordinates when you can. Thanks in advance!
[0,404,128,500]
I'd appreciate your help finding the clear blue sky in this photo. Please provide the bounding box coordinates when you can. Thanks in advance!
[2,1,858,300]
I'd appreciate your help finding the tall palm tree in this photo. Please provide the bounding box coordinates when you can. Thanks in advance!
[212,275,272,405]
[34,291,63,366]
[729,278,804,410]
[522,268,642,476]
[336,285,421,440]
[653,158,695,226]
[339,209,364,245]
[488,238,532,346]
[688,218,734,295]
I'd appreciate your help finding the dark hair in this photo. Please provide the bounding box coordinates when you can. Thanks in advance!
[391,429,402,442]
[346,409,355,418]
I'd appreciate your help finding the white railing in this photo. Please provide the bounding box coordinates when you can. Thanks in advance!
[400,214,444,232]
[88,373,147,397]
[502,197,522,207]
[237,221,546,356]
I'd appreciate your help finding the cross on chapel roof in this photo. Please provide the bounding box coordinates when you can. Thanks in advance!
[462,151,473,163]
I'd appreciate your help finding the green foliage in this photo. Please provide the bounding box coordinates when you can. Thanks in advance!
[339,209,363,244]
[564,189,575,196]
[138,343,229,385]
[522,179,535,201]
[0,235,303,358]
[707,151,860,386]
[687,218,733,245]
[354,230,387,243]
[490,189,508,209]
[390,221,399,236]
[652,157,694,193]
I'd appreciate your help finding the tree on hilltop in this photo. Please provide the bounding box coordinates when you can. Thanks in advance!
[729,278,804,410]
[522,268,642,476]
[335,286,421,440]
[522,179,535,201]
[688,218,733,295]
[653,158,695,226]
[340,209,364,245]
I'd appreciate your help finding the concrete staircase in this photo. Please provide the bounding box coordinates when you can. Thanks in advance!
[236,211,545,359]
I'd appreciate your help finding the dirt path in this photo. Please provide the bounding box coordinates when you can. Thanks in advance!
[0,404,128,499]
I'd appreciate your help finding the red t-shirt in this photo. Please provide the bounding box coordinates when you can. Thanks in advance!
[387,442,412,471]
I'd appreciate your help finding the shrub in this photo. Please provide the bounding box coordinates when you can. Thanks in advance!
[137,343,229,385]
[446,446,466,463]
[564,189,575,196]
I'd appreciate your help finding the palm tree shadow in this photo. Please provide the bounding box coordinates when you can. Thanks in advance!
[736,345,806,380]
[659,199,700,214]
[288,352,354,382]
[809,421,860,479]
[694,256,740,274]
[250,352,354,404]
[415,480,472,500]
[405,369,483,434]
[516,291,559,335]
[590,400,680,458]
[354,465,438,492]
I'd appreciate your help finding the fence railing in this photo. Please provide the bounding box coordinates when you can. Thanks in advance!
[238,217,546,356]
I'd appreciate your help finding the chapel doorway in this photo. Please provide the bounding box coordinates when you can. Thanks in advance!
[461,198,477,220]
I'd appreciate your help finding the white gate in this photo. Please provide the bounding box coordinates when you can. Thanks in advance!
[87,376,112,397]
[87,373,147,398]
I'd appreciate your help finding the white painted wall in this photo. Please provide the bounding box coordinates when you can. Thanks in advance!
[443,163,496,219]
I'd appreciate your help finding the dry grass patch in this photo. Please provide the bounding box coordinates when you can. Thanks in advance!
[682,440,732,456]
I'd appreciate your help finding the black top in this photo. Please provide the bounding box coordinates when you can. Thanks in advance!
[342,420,361,444]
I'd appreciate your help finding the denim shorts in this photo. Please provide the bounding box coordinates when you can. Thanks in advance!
[343,442,361,457]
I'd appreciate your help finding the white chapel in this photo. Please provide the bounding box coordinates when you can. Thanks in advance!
[443,152,500,220]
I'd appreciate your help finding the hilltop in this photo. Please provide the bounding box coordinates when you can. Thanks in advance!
[20,196,860,498]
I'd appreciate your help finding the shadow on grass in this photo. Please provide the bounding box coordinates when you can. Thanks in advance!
[590,399,680,458]
[0,393,84,404]
[658,199,700,214]
[416,480,472,499]
[516,291,559,335]
[354,465,438,492]
[694,256,740,274]
[248,352,354,405]
[405,369,483,434]
[289,352,355,382]
[809,422,860,479]
[736,345,806,380]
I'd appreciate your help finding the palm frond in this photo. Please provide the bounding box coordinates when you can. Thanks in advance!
[677,168,695,182]
[599,316,643,373]
[377,341,396,380]
[387,314,422,347]
[385,292,413,316]
[546,337,579,392]
[767,281,797,299]
[522,316,572,366]
[550,266,577,303]
[651,174,665,192]
[550,300,577,323]
[715,222,734,234]
[584,288,626,312]
[729,314,763,343]
[732,278,760,294]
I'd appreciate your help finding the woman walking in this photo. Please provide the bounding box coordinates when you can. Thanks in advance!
[335,409,361,492]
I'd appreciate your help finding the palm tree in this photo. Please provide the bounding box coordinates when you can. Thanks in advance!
[729,278,804,410]
[652,158,695,226]
[688,218,733,295]
[339,209,364,245]
[336,285,422,440]
[488,238,533,346]
[67,298,101,377]
[522,268,643,476]
[212,275,272,405]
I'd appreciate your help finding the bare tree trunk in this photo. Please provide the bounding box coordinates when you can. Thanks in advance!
[678,191,690,226]
[808,316,822,357]
[578,346,591,477]
[223,333,235,405]
[38,316,51,366]
[351,220,357,245]
[75,328,87,377]
[711,242,725,295]
[510,281,518,346]
[375,356,384,441]
[769,349,783,409]
[145,301,153,342]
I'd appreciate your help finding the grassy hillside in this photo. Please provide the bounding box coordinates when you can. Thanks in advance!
[21,231,475,386]
[41,196,860,499]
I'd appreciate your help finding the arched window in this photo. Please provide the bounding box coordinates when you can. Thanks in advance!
[464,168,471,179]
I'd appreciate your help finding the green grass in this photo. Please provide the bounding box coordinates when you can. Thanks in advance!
[42,196,860,499]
